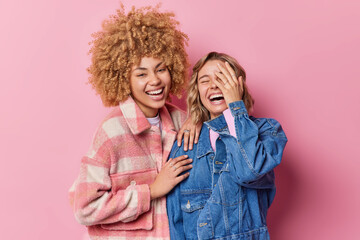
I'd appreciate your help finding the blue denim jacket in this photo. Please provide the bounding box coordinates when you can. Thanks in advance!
[167,101,287,240]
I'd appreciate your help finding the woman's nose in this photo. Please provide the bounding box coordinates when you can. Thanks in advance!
[149,73,161,85]
[210,78,218,89]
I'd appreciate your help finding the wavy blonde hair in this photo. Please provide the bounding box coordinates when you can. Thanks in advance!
[187,52,254,124]
[87,5,189,107]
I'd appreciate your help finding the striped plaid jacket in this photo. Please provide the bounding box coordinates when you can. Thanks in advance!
[69,96,186,239]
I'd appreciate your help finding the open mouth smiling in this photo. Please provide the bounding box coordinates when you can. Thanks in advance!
[209,93,224,102]
[146,88,164,96]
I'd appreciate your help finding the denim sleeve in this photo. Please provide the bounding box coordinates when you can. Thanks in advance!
[166,144,185,239]
[225,101,288,188]
[167,185,185,239]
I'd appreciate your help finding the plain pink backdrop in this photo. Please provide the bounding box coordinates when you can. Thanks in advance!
[0,0,359,239]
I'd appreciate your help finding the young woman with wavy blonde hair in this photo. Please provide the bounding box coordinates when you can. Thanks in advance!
[167,52,287,240]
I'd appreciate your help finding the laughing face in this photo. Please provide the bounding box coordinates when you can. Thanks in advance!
[130,57,171,117]
[197,60,228,119]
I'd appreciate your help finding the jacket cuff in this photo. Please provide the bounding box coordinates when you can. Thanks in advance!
[228,100,248,116]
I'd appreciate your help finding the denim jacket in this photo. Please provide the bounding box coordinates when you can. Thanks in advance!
[167,101,287,240]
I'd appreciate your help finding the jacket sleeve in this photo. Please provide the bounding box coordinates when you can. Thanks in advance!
[224,100,288,188]
[166,143,186,239]
[167,185,185,239]
[68,123,151,226]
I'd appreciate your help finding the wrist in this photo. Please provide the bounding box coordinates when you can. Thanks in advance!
[149,184,155,200]
[226,97,242,106]
[149,184,159,200]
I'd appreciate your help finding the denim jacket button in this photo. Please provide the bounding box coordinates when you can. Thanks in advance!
[186,200,190,209]
[199,222,208,227]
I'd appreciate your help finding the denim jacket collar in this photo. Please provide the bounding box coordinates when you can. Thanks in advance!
[197,114,231,159]
[204,114,230,134]
[196,124,213,159]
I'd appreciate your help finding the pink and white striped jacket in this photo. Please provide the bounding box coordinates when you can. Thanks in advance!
[69,96,186,239]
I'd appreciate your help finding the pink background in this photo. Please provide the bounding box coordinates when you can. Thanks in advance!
[0,0,359,239]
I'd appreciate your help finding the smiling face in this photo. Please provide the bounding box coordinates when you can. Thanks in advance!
[197,60,228,119]
[130,57,171,117]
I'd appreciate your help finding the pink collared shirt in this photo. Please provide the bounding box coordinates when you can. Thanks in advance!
[210,108,236,151]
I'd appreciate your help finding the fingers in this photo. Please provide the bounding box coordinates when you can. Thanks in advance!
[183,130,190,151]
[176,132,183,147]
[224,62,243,97]
[194,123,202,144]
[214,71,230,88]
[224,61,238,84]
[173,158,192,183]
[216,62,235,86]
[172,156,192,169]
[187,125,196,151]
[177,127,186,147]
[174,171,190,185]
[177,117,198,151]
[168,155,192,174]
[174,163,193,176]
[238,76,244,96]
[177,126,190,149]
[173,157,192,172]
[212,73,226,91]
[168,155,189,166]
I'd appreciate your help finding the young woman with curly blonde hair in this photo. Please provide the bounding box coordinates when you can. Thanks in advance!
[69,5,193,239]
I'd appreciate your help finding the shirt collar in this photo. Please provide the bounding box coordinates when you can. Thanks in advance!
[119,96,176,135]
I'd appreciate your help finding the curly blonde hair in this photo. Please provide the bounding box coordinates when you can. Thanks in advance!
[187,52,254,124]
[87,5,189,107]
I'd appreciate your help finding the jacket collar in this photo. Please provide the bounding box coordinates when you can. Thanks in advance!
[119,95,176,135]
[159,104,177,133]
[119,96,151,135]
[196,124,214,159]
[196,114,230,159]
[204,114,228,133]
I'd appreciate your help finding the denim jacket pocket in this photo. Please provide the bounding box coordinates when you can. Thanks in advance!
[101,168,157,231]
[180,190,211,239]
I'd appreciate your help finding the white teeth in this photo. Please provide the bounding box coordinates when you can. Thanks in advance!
[147,89,163,95]
[209,94,223,100]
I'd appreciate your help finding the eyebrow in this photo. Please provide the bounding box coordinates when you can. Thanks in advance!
[133,62,164,71]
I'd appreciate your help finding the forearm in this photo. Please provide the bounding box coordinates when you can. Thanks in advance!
[227,101,287,183]
[70,157,151,226]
